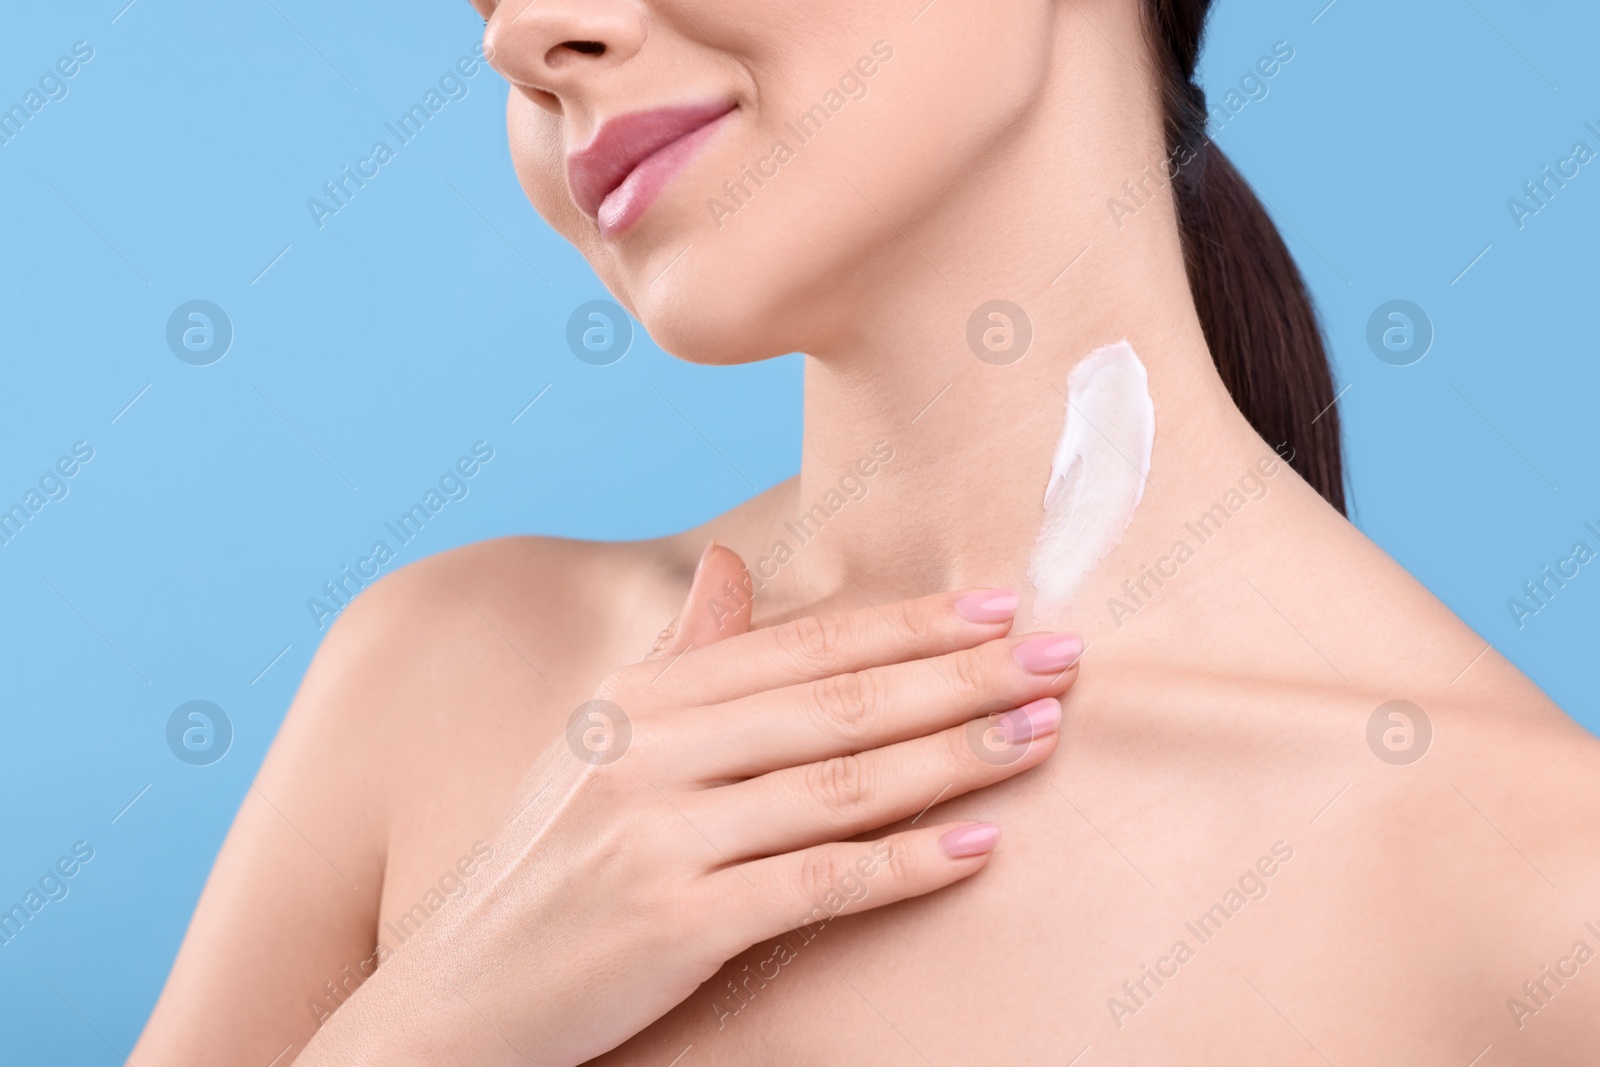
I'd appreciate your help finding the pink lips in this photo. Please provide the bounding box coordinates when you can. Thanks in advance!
[567,101,735,238]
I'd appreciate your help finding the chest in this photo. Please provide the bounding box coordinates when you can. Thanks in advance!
[370,659,1567,1065]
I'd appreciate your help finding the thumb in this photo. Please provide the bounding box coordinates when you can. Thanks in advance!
[647,541,754,660]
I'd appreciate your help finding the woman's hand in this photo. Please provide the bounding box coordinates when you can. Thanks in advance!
[295,544,1082,1066]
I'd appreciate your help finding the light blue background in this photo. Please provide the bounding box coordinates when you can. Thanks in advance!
[1,0,1594,1058]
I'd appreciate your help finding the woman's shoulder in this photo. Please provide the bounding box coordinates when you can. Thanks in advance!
[313,474,801,688]
[267,532,712,906]
[305,532,700,710]
[139,529,718,1062]
[340,532,695,629]
[280,480,797,797]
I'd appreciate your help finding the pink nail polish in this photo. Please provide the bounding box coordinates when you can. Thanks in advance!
[997,697,1062,745]
[954,589,1019,623]
[940,822,1001,858]
[1013,633,1083,673]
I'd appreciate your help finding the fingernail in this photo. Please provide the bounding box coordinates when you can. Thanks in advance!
[694,540,719,577]
[940,822,1001,858]
[954,589,1019,623]
[1013,633,1083,673]
[996,697,1061,745]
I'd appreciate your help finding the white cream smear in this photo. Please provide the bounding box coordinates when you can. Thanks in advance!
[1027,339,1155,617]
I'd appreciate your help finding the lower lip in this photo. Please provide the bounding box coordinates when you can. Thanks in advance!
[597,110,733,239]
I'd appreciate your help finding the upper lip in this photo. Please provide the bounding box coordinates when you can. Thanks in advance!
[566,100,735,219]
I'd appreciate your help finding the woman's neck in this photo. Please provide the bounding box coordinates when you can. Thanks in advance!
[786,290,1274,610]
[725,5,1343,659]
[765,159,1283,630]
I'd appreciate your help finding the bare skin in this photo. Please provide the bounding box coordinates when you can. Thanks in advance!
[133,474,1600,1064]
[133,0,1600,1062]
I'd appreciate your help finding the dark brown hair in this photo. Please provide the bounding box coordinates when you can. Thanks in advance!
[1145,0,1346,514]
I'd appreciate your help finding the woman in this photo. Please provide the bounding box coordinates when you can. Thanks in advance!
[134,0,1600,1063]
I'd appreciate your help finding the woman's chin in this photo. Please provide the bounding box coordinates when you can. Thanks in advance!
[607,236,811,366]
[633,288,792,367]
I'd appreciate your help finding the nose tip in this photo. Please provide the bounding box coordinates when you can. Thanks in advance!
[483,0,644,97]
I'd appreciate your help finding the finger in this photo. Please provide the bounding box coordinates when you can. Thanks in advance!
[715,821,1002,951]
[687,630,1082,777]
[645,542,753,661]
[681,697,1060,860]
[644,587,1021,706]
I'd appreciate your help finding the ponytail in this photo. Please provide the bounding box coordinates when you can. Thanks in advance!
[1147,0,1346,514]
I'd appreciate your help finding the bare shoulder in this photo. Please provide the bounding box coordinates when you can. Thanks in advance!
[285,472,801,855]
[1362,666,1600,1054]
[297,471,801,735]
[1314,648,1600,885]
[1447,659,1600,871]
[132,532,707,1064]
[287,532,707,955]
[293,532,700,761]
[313,533,694,678]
